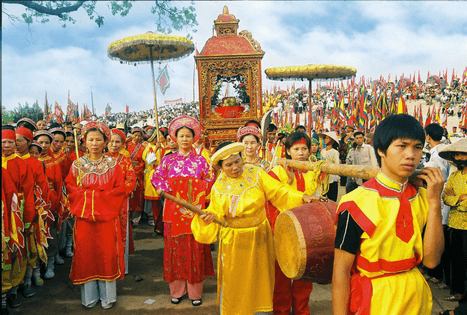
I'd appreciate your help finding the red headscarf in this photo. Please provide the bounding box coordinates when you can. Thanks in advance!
[111,128,126,143]
[16,126,33,141]
[2,129,16,141]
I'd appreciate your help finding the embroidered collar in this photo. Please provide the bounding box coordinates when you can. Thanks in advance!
[214,165,259,196]
[75,155,117,176]
[376,172,408,193]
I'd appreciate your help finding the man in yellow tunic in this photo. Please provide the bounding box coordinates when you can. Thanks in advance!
[332,114,445,315]
[191,142,320,315]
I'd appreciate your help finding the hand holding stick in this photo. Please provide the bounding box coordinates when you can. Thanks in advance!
[159,190,228,227]
[73,129,83,188]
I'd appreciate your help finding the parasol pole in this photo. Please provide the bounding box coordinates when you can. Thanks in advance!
[307,79,313,135]
[148,45,160,143]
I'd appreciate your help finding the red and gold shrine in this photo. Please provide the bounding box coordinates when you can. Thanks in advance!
[195,6,265,147]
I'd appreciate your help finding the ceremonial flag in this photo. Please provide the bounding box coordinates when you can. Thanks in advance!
[441,105,448,128]
[126,105,129,114]
[424,107,432,127]
[396,94,406,114]
[54,102,64,124]
[157,65,170,95]
[105,103,112,116]
[44,91,52,123]
[460,108,467,129]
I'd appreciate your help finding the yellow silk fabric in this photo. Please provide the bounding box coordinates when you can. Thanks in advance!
[270,165,319,197]
[119,148,130,157]
[192,165,304,315]
[142,144,162,199]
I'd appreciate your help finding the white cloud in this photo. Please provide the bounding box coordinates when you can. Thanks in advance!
[2,1,467,115]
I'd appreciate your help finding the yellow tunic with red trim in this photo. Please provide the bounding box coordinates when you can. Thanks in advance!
[191,165,305,315]
[336,172,432,315]
[267,165,319,231]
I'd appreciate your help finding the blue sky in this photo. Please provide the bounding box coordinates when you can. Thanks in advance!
[2,1,467,115]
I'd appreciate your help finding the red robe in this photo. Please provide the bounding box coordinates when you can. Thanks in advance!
[38,153,63,226]
[2,155,35,269]
[18,153,51,263]
[106,152,137,255]
[53,151,68,182]
[127,141,146,212]
[65,155,127,285]
[64,151,84,180]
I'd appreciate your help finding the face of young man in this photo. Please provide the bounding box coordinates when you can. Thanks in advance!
[378,138,424,183]
[267,130,277,143]
[354,134,365,146]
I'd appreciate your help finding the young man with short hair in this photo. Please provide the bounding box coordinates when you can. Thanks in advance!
[345,131,378,193]
[332,114,445,315]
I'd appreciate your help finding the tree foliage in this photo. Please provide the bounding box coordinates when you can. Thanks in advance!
[2,102,44,124]
[2,1,198,37]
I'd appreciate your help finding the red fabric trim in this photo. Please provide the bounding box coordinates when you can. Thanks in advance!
[356,253,421,273]
[363,178,416,243]
[336,201,376,237]
[294,170,305,192]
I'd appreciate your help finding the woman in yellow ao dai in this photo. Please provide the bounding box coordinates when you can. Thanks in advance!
[191,142,319,315]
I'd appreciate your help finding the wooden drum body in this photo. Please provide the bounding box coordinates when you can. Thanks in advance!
[273,201,337,284]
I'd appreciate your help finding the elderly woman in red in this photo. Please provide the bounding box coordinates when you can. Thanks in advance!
[107,128,137,275]
[152,116,215,307]
[65,122,128,310]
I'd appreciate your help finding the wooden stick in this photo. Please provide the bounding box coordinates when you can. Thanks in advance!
[160,191,228,227]
[73,129,82,188]
[276,158,379,180]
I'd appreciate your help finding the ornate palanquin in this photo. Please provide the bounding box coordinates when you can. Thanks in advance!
[195,6,265,147]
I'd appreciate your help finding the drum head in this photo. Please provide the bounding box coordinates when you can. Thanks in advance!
[274,201,337,283]
[274,211,307,279]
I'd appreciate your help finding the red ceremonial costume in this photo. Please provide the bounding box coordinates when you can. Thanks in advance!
[106,151,137,255]
[2,152,35,292]
[17,153,51,265]
[151,116,214,299]
[151,150,215,284]
[38,152,63,225]
[268,165,319,315]
[127,141,146,213]
[65,155,127,284]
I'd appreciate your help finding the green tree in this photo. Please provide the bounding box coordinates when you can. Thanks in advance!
[2,1,197,37]
[2,105,15,124]
[9,102,44,123]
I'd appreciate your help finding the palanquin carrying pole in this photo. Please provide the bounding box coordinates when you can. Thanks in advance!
[276,158,380,180]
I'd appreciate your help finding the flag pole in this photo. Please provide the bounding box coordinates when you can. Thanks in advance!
[148,46,160,143]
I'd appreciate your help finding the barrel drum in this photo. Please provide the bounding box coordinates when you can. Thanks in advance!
[273,201,337,284]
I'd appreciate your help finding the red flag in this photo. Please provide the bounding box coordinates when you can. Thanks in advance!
[126,105,129,114]
[424,107,432,127]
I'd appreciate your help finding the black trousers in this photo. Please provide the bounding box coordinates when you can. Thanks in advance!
[325,182,338,202]
[427,225,451,285]
[451,228,467,295]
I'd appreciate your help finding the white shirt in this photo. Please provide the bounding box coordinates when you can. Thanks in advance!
[426,144,451,224]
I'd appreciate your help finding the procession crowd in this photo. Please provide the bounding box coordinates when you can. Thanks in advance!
[2,103,467,315]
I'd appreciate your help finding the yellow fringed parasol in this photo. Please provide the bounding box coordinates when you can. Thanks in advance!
[107,31,195,141]
[265,64,357,133]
